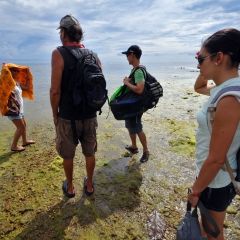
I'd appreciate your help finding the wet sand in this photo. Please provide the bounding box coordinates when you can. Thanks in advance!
[0,79,239,239]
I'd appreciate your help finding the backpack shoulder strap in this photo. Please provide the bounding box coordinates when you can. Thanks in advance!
[136,65,147,80]
[61,46,93,61]
[207,86,240,176]
[207,86,240,133]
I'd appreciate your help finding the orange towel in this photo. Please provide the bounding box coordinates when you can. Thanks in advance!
[0,63,34,116]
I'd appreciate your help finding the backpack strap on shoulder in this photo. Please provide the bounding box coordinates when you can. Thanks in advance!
[121,67,140,93]
[207,86,240,174]
[61,46,89,60]
[136,65,147,79]
[207,86,240,133]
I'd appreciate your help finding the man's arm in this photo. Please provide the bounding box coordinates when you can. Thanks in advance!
[123,79,144,94]
[50,49,64,124]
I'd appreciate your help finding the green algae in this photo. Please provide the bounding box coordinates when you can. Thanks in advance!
[169,136,195,157]
[226,206,237,214]
[162,118,196,157]
[0,114,239,240]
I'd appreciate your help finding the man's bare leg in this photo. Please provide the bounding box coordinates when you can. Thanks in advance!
[85,155,95,193]
[63,158,74,194]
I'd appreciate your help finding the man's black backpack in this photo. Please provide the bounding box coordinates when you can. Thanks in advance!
[62,46,108,113]
[61,46,108,144]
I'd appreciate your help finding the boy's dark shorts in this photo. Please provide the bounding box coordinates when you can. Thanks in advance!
[199,182,236,212]
[55,117,98,159]
[125,114,143,134]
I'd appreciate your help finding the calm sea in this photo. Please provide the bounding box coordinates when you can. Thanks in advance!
[0,61,199,125]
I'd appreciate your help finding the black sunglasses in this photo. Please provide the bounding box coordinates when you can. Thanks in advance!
[126,51,135,57]
[197,53,217,65]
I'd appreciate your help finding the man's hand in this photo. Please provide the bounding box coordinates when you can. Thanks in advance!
[123,77,131,85]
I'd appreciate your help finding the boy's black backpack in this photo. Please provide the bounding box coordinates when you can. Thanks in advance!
[109,65,163,120]
[137,65,163,111]
[61,46,108,144]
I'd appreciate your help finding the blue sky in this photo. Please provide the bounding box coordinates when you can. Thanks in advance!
[0,0,240,64]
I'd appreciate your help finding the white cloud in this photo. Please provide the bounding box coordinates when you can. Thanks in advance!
[0,0,239,63]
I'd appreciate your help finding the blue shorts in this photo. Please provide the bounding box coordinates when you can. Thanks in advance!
[125,114,143,134]
[199,182,236,212]
[8,112,24,121]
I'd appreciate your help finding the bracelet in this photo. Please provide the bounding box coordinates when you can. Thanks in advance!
[188,187,201,197]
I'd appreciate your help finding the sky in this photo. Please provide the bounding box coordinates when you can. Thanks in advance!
[0,0,240,64]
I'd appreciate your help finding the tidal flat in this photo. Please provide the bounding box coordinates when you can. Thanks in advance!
[0,79,239,240]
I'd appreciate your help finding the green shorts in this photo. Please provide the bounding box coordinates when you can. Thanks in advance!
[55,117,98,159]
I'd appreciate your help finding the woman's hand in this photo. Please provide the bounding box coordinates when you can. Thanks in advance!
[188,194,200,207]
[195,51,200,59]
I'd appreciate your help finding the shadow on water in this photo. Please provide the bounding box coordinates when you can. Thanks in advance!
[15,156,142,239]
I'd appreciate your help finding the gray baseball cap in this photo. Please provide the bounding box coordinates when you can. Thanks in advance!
[57,14,81,30]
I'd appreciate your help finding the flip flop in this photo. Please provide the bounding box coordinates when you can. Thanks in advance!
[125,145,139,154]
[84,177,95,196]
[22,140,36,147]
[11,147,25,152]
[62,180,75,198]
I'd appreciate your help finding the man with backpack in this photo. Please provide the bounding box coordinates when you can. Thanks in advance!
[50,14,104,198]
[122,45,150,163]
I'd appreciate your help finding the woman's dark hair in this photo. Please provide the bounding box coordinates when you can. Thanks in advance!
[62,25,84,43]
[202,28,240,68]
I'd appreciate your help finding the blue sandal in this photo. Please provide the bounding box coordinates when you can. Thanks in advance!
[125,145,139,154]
[62,180,75,198]
[84,177,95,196]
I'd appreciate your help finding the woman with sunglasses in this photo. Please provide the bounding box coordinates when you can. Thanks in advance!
[8,67,35,152]
[188,28,240,240]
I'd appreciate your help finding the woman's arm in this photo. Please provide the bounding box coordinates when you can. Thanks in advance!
[194,74,216,96]
[188,96,240,206]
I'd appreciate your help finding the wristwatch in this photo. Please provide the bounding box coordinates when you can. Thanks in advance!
[188,187,201,197]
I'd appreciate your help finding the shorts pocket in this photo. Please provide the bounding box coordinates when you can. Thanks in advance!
[55,136,62,156]
[86,118,98,136]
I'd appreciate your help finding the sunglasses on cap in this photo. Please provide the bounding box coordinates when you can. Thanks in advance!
[197,53,217,65]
